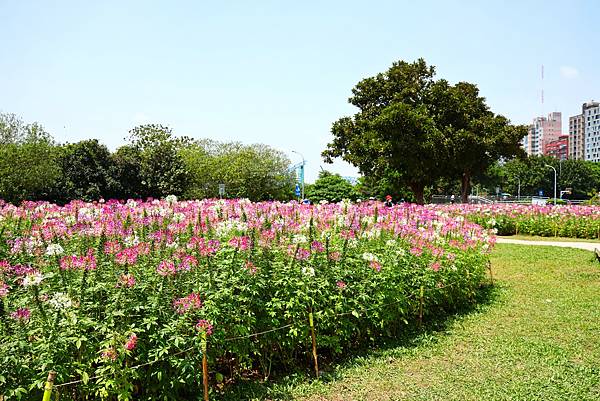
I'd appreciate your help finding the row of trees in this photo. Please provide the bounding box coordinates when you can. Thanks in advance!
[323,58,528,204]
[0,114,295,204]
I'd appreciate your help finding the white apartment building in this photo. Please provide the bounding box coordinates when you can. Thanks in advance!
[524,112,562,156]
[583,101,600,162]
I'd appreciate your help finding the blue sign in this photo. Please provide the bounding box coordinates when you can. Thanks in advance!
[538,190,544,196]
[295,184,301,197]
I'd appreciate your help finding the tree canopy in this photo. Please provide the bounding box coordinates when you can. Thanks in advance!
[323,59,526,204]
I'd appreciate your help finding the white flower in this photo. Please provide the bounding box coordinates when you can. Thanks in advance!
[22,272,44,287]
[124,236,140,247]
[292,234,308,244]
[172,212,186,223]
[48,292,73,309]
[319,200,329,205]
[347,238,358,248]
[165,195,178,205]
[126,199,138,208]
[301,266,315,277]
[396,248,406,257]
[386,240,397,247]
[361,252,379,262]
[45,243,64,256]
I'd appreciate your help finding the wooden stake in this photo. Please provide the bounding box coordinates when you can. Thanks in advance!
[201,337,209,401]
[41,371,56,401]
[309,311,319,378]
[488,261,494,286]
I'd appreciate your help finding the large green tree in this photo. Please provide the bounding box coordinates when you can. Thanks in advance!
[128,124,190,198]
[433,81,527,202]
[181,140,294,200]
[305,171,359,203]
[49,139,113,203]
[323,59,444,204]
[0,113,59,204]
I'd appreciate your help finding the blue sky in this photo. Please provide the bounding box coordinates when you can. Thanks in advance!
[1,0,598,182]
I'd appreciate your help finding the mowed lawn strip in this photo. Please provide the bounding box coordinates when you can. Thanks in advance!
[501,234,600,243]
[289,244,600,401]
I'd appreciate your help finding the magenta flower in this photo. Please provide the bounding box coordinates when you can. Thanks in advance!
[195,319,213,336]
[228,236,250,251]
[124,333,138,351]
[295,248,311,261]
[173,292,203,314]
[311,241,325,253]
[156,260,177,277]
[10,308,31,322]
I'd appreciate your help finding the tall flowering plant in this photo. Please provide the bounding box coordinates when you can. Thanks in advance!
[0,198,493,400]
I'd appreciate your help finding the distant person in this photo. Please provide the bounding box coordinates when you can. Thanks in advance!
[450,194,455,204]
[384,195,394,207]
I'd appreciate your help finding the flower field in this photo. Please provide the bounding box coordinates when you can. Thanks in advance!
[0,198,493,400]
[435,204,600,239]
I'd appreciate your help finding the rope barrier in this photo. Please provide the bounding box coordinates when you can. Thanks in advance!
[48,274,483,391]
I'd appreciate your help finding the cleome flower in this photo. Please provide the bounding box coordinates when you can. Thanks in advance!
[195,319,213,336]
[48,292,73,309]
[45,243,64,256]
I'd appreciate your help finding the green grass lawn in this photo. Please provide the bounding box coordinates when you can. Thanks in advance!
[277,244,600,401]
[500,234,600,243]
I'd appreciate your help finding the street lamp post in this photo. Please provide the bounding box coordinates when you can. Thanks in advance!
[292,150,306,200]
[516,177,521,201]
[545,164,557,205]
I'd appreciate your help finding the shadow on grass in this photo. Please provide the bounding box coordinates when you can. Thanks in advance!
[215,283,505,401]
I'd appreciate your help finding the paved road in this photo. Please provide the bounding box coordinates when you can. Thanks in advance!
[496,237,599,252]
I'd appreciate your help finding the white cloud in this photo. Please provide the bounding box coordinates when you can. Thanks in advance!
[560,66,579,79]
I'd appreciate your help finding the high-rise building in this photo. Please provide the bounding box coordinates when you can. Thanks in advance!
[583,101,600,162]
[524,112,562,156]
[544,135,568,160]
[568,114,584,160]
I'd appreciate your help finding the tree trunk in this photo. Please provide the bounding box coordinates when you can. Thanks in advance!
[410,183,425,205]
[461,171,471,203]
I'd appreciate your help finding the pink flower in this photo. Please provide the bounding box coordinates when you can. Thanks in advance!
[157,260,176,277]
[117,273,136,288]
[369,260,381,272]
[104,240,122,255]
[10,308,31,322]
[431,262,441,272]
[177,255,198,271]
[0,281,8,297]
[336,280,346,289]
[295,248,311,261]
[124,334,138,351]
[409,247,423,257]
[195,319,213,336]
[173,292,203,314]
[228,236,250,251]
[101,347,118,361]
[311,241,325,253]
[244,260,257,274]
[328,251,341,261]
